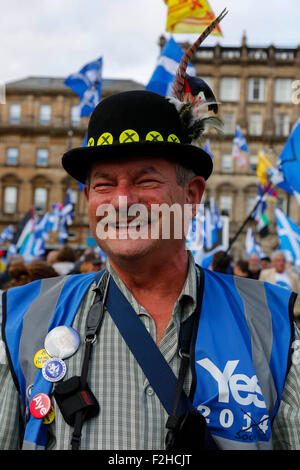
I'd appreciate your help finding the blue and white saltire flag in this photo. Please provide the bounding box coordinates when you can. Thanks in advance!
[209,198,223,231]
[203,198,223,251]
[198,208,225,268]
[267,157,300,207]
[58,221,69,245]
[64,56,103,117]
[58,190,74,244]
[61,189,74,226]
[275,208,300,266]
[245,228,266,259]
[18,215,38,263]
[232,125,249,168]
[189,199,225,269]
[0,225,14,243]
[47,203,61,233]
[33,213,50,258]
[251,185,267,223]
[186,205,204,256]
[277,118,300,195]
[146,37,195,97]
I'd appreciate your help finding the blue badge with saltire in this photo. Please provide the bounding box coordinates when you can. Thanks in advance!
[42,358,66,383]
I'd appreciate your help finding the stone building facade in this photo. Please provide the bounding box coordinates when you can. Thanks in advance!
[177,33,300,258]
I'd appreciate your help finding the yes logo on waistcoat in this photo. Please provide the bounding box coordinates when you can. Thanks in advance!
[195,358,270,442]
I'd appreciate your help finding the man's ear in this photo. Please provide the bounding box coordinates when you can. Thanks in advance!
[83,185,89,201]
[186,176,205,218]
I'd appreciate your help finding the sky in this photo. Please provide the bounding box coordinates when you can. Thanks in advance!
[0,0,300,86]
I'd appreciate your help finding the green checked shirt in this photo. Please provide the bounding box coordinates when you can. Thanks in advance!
[0,256,300,450]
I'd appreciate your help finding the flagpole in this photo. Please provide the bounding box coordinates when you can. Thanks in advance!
[227,182,272,254]
[287,193,291,217]
[223,182,273,258]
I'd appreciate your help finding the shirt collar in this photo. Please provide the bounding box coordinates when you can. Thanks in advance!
[105,251,198,325]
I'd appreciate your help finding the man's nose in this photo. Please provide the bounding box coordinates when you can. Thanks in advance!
[110,182,140,209]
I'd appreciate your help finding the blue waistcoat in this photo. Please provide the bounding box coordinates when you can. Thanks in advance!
[1,268,295,450]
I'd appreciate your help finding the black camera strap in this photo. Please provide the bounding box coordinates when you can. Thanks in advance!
[54,270,109,450]
[71,270,110,450]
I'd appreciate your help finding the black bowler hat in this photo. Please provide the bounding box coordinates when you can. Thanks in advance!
[62,90,216,184]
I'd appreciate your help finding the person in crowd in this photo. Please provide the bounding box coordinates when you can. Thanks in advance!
[259,251,300,291]
[0,254,24,290]
[210,250,232,274]
[233,259,250,278]
[260,256,271,271]
[6,260,58,289]
[80,252,104,273]
[46,250,58,266]
[247,253,261,280]
[259,250,300,321]
[52,245,78,276]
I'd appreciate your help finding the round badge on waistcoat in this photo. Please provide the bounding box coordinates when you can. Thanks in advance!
[44,326,80,359]
[30,393,51,419]
[42,357,67,382]
[43,405,55,424]
[34,348,52,368]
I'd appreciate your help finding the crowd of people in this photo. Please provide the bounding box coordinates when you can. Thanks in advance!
[210,249,300,323]
[0,245,106,291]
[1,245,298,301]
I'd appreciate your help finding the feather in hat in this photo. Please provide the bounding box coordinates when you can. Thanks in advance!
[168,7,228,147]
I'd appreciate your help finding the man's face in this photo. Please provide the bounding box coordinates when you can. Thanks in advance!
[273,254,286,274]
[249,254,260,272]
[84,156,204,263]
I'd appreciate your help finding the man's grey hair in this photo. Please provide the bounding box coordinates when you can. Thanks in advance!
[271,250,286,261]
[174,164,196,186]
[85,162,196,190]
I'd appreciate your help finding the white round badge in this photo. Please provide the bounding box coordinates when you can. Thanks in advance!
[44,326,80,359]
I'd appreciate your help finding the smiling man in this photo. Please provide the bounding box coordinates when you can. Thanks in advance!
[1,90,300,451]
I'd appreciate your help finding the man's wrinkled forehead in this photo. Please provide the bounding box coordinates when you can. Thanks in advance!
[88,157,177,181]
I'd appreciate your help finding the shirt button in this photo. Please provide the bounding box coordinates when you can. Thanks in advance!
[146,387,154,396]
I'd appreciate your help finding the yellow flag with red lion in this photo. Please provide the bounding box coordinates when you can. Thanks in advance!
[164,0,223,35]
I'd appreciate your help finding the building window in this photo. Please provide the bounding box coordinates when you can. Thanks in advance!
[6,147,19,166]
[36,148,49,167]
[9,104,21,123]
[249,155,258,173]
[221,155,233,173]
[274,78,293,103]
[219,77,240,102]
[34,187,47,212]
[221,49,240,59]
[246,195,257,215]
[249,113,262,136]
[248,49,268,60]
[39,105,51,124]
[247,78,266,102]
[70,105,81,126]
[276,114,290,136]
[219,195,232,216]
[195,49,214,59]
[222,112,235,134]
[4,186,17,214]
[275,51,294,60]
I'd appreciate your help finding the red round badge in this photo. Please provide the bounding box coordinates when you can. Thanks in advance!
[29,393,51,419]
